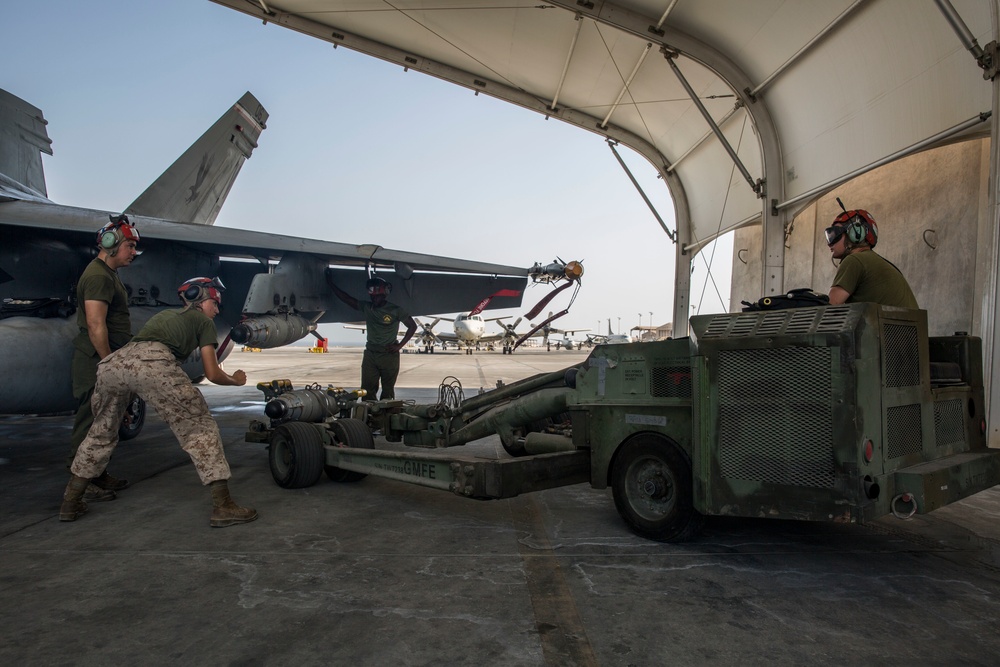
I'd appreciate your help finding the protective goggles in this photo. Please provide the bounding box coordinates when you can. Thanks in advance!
[202,277,225,304]
[824,225,846,246]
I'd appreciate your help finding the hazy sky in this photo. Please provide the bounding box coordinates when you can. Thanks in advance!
[3,0,733,344]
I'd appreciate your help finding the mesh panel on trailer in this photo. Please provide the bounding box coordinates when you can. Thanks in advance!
[887,404,923,458]
[884,323,920,388]
[718,347,835,488]
[933,399,966,449]
[651,367,691,398]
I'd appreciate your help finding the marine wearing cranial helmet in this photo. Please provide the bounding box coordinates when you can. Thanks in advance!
[825,199,917,309]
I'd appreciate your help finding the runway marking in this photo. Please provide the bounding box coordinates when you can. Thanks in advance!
[509,495,598,667]
[474,359,488,387]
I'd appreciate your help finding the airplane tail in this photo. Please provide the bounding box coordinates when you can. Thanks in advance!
[0,89,53,202]
[125,92,268,225]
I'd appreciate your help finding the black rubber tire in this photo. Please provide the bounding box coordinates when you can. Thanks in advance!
[325,418,375,482]
[117,396,146,441]
[611,435,703,542]
[269,422,326,489]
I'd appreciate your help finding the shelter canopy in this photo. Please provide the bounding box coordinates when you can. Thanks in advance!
[210,0,995,320]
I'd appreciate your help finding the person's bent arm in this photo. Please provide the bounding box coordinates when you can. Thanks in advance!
[84,300,112,358]
[829,286,851,305]
[387,316,417,353]
[199,344,247,386]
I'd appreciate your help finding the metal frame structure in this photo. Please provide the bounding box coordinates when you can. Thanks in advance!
[209,0,1000,443]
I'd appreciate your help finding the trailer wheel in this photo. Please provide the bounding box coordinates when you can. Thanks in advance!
[325,418,374,483]
[611,435,702,542]
[269,422,325,489]
[117,396,146,441]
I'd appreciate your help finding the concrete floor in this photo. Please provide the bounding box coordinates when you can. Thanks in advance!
[1,347,999,666]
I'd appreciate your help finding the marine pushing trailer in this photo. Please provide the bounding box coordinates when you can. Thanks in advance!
[246,302,1000,541]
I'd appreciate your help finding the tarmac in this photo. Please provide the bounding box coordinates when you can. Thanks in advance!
[2,346,1000,666]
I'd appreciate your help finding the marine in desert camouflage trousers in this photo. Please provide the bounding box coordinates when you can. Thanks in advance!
[71,341,231,485]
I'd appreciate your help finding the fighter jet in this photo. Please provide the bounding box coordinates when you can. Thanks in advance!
[0,88,528,416]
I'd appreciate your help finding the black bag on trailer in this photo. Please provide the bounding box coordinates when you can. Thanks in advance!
[741,288,829,312]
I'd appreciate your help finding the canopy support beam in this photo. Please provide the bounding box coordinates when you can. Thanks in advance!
[545,0,788,308]
[551,14,584,111]
[982,0,1000,447]
[607,139,676,243]
[775,112,992,212]
[600,43,654,128]
[664,51,761,196]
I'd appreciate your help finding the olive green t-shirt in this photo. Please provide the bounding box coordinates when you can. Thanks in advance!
[132,308,218,360]
[832,250,919,309]
[73,258,132,356]
[361,301,409,352]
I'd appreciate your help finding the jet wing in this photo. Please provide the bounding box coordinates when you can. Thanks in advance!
[0,200,527,276]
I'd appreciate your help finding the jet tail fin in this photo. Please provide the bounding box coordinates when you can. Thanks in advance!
[125,92,267,225]
[0,89,53,202]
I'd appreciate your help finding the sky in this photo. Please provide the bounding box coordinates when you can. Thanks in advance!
[3,0,733,345]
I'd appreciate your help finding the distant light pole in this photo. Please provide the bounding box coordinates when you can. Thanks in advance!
[638,312,642,328]
[617,317,621,334]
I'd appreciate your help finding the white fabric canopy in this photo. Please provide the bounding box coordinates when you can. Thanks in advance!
[211,1,1000,443]
[210,0,996,324]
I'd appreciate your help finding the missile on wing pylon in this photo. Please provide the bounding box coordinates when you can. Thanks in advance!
[231,314,316,349]
[528,259,584,284]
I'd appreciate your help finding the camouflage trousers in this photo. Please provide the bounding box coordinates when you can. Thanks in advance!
[71,341,231,485]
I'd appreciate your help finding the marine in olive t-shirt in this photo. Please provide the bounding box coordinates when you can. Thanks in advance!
[832,250,918,309]
[132,308,218,360]
[73,258,132,360]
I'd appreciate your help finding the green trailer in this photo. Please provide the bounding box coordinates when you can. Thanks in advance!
[247,303,1000,541]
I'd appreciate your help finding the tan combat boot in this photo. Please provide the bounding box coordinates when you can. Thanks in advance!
[209,480,258,528]
[92,470,129,491]
[83,483,116,502]
[60,475,91,521]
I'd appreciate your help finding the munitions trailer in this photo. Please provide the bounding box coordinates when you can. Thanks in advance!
[246,303,1000,541]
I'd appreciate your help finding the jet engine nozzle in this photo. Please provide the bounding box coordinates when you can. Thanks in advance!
[231,314,316,348]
